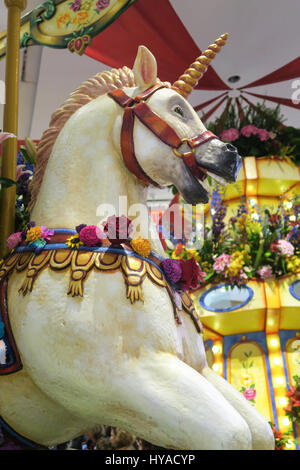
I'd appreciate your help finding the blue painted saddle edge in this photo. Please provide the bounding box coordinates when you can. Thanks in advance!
[15,243,166,274]
[0,415,48,450]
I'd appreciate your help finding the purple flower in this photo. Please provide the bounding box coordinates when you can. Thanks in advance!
[69,0,82,11]
[161,259,182,283]
[27,221,36,229]
[96,0,110,10]
[75,224,87,233]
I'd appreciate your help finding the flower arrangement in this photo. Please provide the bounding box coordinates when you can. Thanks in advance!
[7,221,54,253]
[207,101,300,165]
[167,189,300,289]
[269,422,294,450]
[284,375,300,425]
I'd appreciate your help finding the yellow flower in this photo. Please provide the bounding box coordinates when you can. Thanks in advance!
[66,235,83,249]
[236,213,250,231]
[186,248,200,262]
[130,237,151,257]
[26,226,42,243]
[227,251,245,277]
[72,10,89,24]
[56,11,71,28]
[246,221,262,236]
[241,373,254,387]
[287,255,300,273]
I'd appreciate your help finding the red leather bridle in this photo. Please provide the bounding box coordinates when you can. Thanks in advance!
[108,83,218,187]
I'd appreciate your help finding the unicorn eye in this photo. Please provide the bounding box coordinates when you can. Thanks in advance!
[173,105,185,118]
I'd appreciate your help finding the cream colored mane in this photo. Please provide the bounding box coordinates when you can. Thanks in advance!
[29,66,136,211]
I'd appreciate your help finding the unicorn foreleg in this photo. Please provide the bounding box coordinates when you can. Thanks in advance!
[201,366,275,450]
[113,351,252,450]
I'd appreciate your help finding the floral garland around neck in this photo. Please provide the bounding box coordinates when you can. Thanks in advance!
[5,215,207,293]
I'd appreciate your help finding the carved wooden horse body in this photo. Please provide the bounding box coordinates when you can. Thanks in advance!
[0,37,274,449]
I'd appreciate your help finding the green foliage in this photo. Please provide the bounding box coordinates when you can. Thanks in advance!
[206,100,300,164]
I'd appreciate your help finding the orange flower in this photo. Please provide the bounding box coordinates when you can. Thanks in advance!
[72,10,89,24]
[26,226,42,243]
[174,243,184,256]
[56,11,71,28]
[286,386,296,397]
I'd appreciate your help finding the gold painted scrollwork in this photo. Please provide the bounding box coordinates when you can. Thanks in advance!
[121,255,146,304]
[0,252,20,282]
[146,263,167,288]
[19,250,52,295]
[95,252,122,271]
[67,251,97,297]
[0,248,202,335]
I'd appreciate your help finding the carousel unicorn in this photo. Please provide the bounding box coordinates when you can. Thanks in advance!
[0,34,274,450]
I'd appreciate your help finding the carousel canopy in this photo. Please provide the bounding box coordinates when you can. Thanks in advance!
[0,0,299,139]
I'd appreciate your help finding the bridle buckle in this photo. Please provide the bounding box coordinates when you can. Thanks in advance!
[172,138,195,158]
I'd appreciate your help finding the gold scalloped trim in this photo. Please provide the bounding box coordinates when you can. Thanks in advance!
[0,250,201,334]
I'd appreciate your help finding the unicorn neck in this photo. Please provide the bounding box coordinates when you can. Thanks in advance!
[30,95,165,255]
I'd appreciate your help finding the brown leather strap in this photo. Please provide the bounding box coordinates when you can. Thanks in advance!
[134,102,182,148]
[108,88,135,108]
[108,83,165,108]
[189,130,216,148]
[121,107,161,187]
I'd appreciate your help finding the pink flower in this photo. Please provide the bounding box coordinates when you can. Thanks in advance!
[69,0,81,11]
[257,265,273,279]
[219,128,239,142]
[213,253,232,273]
[40,226,55,241]
[257,128,270,142]
[277,239,294,257]
[243,388,256,401]
[79,225,104,246]
[96,0,110,10]
[6,232,22,250]
[240,125,258,137]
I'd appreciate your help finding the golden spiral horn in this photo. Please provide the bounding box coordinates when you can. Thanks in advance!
[172,33,229,98]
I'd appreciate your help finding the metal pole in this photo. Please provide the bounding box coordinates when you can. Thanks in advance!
[0,0,27,257]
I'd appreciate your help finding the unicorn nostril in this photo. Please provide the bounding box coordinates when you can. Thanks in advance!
[224,143,237,152]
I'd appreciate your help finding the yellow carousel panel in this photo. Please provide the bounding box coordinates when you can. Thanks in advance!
[279,330,300,448]
[257,158,300,197]
[191,281,266,336]
[278,273,300,330]
[225,333,275,423]
[281,332,300,386]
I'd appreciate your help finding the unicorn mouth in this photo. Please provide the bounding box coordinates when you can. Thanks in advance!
[195,167,228,198]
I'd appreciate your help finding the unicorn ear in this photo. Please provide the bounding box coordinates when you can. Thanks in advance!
[133,45,157,91]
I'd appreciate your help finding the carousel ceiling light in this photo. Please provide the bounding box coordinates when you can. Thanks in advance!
[228,75,241,83]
